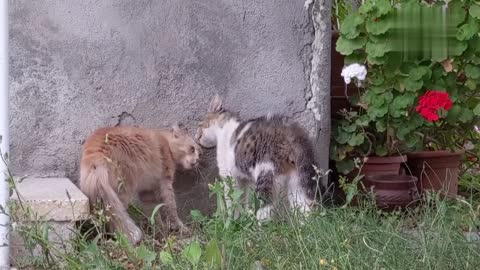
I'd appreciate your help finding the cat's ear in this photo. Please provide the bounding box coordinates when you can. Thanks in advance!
[208,94,223,113]
[172,122,187,138]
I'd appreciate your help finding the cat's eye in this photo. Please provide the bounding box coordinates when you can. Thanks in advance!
[190,146,195,153]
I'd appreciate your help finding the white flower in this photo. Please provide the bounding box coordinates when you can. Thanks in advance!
[341,63,367,84]
[464,141,474,151]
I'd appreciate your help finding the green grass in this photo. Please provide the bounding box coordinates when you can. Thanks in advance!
[10,177,480,270]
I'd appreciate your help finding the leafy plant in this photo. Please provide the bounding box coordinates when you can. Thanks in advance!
[333,0,360,31]
[332,0,480,174]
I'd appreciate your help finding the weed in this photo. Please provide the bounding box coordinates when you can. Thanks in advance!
[6,172,480,270]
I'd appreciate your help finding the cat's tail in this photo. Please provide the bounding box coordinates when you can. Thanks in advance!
[79,161,143,244]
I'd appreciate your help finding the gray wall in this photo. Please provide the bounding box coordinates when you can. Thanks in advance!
[9,0,326,217]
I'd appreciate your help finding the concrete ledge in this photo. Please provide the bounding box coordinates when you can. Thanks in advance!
[9,177,89,221]
[8,177,90,266]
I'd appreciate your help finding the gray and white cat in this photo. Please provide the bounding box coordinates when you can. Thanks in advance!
[195,95,326,221]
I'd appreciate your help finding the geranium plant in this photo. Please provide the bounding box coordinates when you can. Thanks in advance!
[331,0,480,174]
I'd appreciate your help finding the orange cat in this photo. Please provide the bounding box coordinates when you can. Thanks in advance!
[79,124,201,244]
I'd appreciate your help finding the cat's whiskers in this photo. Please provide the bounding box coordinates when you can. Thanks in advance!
[195,164,208,183]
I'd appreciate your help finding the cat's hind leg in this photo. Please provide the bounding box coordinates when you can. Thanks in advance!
[255,170,275,222]
[102,192,143,245]
[95,171,142,245]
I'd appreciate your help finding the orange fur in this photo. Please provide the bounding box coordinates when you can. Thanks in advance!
[79,125,201,244]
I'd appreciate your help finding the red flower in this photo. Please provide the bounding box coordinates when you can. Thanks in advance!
[416,90,452,122]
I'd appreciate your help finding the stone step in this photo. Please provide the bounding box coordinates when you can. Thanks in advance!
[8,177,90,266]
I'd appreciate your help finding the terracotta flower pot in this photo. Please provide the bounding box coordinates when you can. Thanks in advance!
[363,174,420,210]
[332,155,407,206]
[406,150,464,198]
[361,155,408,176]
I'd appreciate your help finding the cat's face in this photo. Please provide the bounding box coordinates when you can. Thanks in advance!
[195,95,227,148]
[170,124,202,170]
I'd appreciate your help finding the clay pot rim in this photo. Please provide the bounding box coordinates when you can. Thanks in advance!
[364,155,407,164]
[407,149,465,158]
[365,174,418,184]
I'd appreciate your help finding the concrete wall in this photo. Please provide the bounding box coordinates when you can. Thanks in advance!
[9,0,327,217]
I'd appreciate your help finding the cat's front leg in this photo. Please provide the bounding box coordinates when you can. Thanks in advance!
[155,182,190,235]
[256,204,273,222]
[287,172,314,216]
[218,167,235,213]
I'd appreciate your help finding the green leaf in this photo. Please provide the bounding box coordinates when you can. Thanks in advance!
[456,20,479,41]
[368,105,388,119]
[340,13,364,39]
[373,0,393,17]
[383,52,402,74]
[136,245,156,268]
[150,203,164,225]
[473,104,480,116]
[345,51,367,64]
[410,114,425,129]
[370,73,385,86]
[370,86,386,94]
[115,232,133,253]
[358,1,374,14]
[465,64,480,79]
[370,94,385,107]
[366,41,391,58]
[409,66,429,81]
[448,40,468,56]
[438,108,448,119]
[384,91,394,103]
[406,135,421,149]
[367,54,386,65]
[459,108,474,123]
[396,125,411,141]
[160,251,174,266]
[355,115,370,126]
[376,120,386,132]
[375,145,388,157]
[403,77,423,92]
[334,145,353,161]
[182,241,202,266]
[231,189,243,201]
[348,133,365,146]
[447,104,462,124]
[205,239,222,268]
[466,79,477,90]
[336,159,355,175]
[469,4,480,19]
[449,1,467,26]
[366,17,391,35]
[335,128,351,144]
[394,94,414,109]
[342,124,357,133]
[190,209,205,222]
[432,65,445,81]
[336,36,367,55]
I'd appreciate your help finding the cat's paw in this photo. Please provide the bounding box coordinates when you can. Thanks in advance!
[128,227,144,245]
[171,223,191,236]
[256,205,273,222]
[178,225,192,236]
